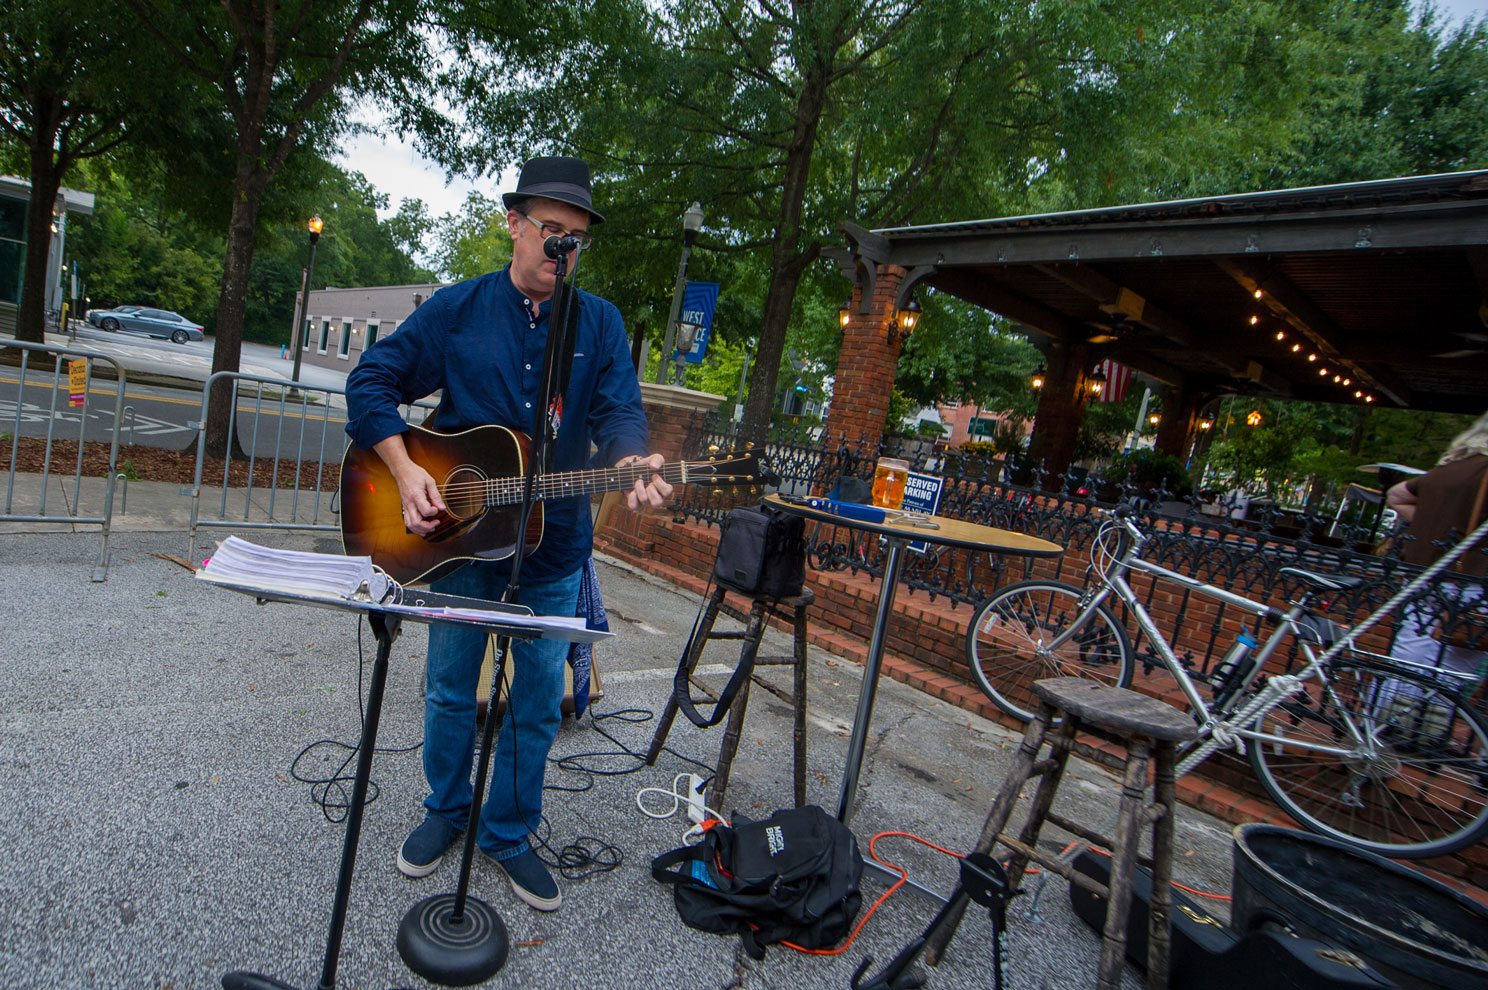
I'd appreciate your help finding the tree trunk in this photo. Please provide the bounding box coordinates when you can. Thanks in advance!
[16,100,65,347]
[202,160,266,459]
[741,61,829,430]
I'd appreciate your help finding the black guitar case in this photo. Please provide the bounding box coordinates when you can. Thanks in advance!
[1067,849,1396,989]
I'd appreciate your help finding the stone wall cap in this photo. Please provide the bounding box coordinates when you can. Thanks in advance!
[639,381,727,413]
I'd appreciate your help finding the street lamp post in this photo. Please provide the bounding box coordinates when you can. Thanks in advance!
[734,338,756,421]
[654,201,704,385]
[290,215,323,384]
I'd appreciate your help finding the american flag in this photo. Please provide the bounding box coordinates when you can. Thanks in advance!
[1096,359,1132,403]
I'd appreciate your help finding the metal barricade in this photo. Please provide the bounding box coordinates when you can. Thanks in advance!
[0,338,127,581]
[186,371,434,565]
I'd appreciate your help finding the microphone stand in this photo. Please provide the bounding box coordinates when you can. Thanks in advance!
[397,238,581,987]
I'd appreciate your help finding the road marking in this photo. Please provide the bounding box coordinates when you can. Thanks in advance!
[600,663,734,685]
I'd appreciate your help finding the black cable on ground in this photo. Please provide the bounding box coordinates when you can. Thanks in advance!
[288,617,422,823]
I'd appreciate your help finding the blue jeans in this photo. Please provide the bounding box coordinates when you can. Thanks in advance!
[422,561,582,861]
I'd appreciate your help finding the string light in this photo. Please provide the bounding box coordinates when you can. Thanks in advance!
[1249,315,1260,325]
[1253,289,1263,299]
[1263,307,1375,405]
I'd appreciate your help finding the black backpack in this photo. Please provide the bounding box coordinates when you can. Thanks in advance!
[652,805,864,960]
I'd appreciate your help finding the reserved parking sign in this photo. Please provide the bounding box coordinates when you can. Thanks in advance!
[901,471,943,553]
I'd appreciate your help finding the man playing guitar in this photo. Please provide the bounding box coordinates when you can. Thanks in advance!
[344,156,671,913]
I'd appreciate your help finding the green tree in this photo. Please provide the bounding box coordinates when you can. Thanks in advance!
[126,0,441,455]
[0,0,151,344]
[446,0,1340,434]
[430,192,513,283]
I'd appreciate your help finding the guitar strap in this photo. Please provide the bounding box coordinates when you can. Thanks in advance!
[543,281,583,471]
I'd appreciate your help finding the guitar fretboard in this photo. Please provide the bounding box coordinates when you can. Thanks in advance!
[459,460,745,508]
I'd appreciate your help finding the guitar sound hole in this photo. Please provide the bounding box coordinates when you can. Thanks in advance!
[442,467,487,520]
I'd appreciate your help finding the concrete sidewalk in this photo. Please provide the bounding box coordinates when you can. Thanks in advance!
[0,517,1245,990]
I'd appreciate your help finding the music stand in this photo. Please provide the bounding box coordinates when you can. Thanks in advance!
[210,583,609,990]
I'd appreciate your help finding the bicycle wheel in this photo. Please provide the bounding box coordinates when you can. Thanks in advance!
[1250,659,1488,858]
[967,580,1134,722]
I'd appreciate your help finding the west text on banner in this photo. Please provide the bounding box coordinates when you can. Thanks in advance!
[678,281,721,364]
[68,360,87,407]
[901,470,943,554]
[1098,359,1132,403]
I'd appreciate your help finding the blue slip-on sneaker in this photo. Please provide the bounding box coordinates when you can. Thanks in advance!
[494,848,561,911]
[397,816,461,878]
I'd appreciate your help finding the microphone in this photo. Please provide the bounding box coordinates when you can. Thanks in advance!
[543,235,580,258]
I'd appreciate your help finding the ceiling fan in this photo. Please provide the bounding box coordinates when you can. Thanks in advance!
[1084,287,1158,345]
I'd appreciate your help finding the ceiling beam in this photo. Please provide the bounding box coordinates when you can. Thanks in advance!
[1032,263,1194,346]
[925,269,1084,341]
[1211,257,1412,408]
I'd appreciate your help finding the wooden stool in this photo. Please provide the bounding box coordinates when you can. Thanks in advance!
[924,676,1197,989]
[645,584,813,811]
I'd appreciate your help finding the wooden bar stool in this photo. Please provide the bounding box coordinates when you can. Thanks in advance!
[645,584,813,810]
[925,676,1197,989]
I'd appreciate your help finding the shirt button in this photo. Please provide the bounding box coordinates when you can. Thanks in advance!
[525,363,531,370]
[529,323,536,329]
[523,298,531,306]
[524,402,531,409]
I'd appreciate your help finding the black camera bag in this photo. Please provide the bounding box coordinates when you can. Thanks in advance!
[712,503,806,599]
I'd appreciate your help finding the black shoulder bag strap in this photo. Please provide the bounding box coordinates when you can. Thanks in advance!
[673,626,759,729]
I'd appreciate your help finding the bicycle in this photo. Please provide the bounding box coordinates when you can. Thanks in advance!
[965,504,1488,858]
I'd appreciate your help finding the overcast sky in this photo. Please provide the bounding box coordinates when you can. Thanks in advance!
[336,0,1487,223]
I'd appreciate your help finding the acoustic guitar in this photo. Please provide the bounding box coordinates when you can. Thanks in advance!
[340,423,765,584]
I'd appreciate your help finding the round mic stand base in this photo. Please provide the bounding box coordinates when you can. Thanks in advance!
[222,973,304,990]
[397,892,509,987]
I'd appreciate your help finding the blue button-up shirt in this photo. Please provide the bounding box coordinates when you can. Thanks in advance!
[345,266,650,580]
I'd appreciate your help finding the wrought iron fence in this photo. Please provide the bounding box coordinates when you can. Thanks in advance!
[675,412,1487,677]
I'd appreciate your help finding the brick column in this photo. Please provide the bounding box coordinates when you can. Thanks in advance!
[822,264,906,454]
[1028,339,1091,484]
[1155,386,1199,460]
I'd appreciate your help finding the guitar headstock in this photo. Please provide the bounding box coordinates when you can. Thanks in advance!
[690,447,775,496]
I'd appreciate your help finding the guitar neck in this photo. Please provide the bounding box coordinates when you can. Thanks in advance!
[479,461,702,507]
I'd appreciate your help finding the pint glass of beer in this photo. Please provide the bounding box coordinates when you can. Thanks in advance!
[871,457,910,509]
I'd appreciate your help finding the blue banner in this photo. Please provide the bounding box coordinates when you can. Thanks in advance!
[676,281,720,364]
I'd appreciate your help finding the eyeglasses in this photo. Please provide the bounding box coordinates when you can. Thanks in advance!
[519,213,592,251]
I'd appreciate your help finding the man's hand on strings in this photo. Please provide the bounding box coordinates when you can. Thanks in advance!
[372,434,447,536]
[618,453,672,511]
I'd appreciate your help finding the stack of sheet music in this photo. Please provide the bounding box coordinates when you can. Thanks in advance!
[197,536,392,603]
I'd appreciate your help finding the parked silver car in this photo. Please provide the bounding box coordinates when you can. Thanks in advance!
[86,306,205,344]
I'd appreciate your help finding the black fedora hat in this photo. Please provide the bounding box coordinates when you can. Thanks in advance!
[501,156,605,224]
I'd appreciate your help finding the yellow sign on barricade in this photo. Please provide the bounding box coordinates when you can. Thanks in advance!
[68,359,87,407]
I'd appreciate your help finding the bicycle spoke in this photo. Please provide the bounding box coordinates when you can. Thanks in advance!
[968,580,1133,722]
[1250,660,1488,857]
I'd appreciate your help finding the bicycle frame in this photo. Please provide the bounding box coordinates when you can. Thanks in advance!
[1052,514,1377,776]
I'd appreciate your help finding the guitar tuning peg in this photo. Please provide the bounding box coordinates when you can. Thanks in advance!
[707,444,720,455]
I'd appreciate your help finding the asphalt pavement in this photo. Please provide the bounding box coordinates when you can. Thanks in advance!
[0,504,1245,990]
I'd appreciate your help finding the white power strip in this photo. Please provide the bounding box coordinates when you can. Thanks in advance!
[685,773,707,824]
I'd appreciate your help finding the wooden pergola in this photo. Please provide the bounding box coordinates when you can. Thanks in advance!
[825,170,1488,475]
